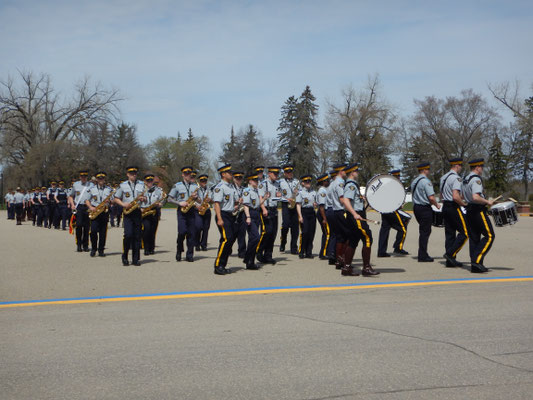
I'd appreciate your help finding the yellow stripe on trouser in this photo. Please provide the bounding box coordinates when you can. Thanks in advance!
[476,211,493,264]
[298,222,303,253]
[322,221,330,257]
[215,223,227,267]
[256,214,266,252]
[394,212,406,250]
[356,220,371,248]
[452,208,469,257]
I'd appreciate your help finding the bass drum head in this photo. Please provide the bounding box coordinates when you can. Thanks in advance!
[366,174,406,213]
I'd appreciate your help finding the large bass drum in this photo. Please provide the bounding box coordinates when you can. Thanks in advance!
[366,174,406,213]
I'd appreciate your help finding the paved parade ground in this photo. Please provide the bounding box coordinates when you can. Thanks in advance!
[1,209,533,399]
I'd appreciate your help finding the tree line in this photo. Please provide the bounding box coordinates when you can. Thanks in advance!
[1,71,532,199]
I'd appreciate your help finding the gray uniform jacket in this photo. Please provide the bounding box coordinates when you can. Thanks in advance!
[87,185,114,207]
[411,175,434,206]
[213,181,236,212]
[344,179,364,212]
[317,186,328,207]
[140,186,163,208]
[296,188,316,208]
[279,178,300,203]
[439,170,462,202]
[169,181,198,203]
[13,192,25,204]
[70,181,94,205]
[462,172,485,204]
[115,180,145,205]
[242,187,260,210]
[330,176,346,211]
[258,178,281,208]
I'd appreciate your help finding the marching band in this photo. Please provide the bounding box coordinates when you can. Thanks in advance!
[5,157,508,275]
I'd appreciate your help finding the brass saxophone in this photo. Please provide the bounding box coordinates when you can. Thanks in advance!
[89,188,116,220]
[198,192,211,216]
[141,192,167,218]
[232,203,245,217]
[180,188,199,213]
[287,182,300,209]
[123,186,148,215]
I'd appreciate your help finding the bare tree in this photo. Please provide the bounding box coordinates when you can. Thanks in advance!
[324,76,397,183]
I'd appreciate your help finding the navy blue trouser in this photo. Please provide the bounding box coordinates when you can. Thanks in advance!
[257,207,278,260]
[75,205,89,247]
[299,208,316,256]
[90,212,109,251]
[123,209,142,261]
[177,209,197,258]
[443,201,469,258]
[215,211,237,268]
[198,210,211,248]
[244,209,261,265]
[413,204,432,259]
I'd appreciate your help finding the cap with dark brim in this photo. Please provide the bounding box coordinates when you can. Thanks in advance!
[126,166,139,173]
[344,163,359,173]
[50,181,57,184]
[181,166,193,173]
[416,162,430,171]
[218,164,232,173]
[233,171,244,178]
[95,172,107,178]
[333,163,348,172]
[198,174,208,180]
[191,171,197,176]
[317,173,330,183]
[300,174,312,182]
[268,166,281,173]
[58,181,65,184]
[254,166,265,172]
[79,170,89,176]
[389,169,401,176]
[282,164,294,172]
[449,157,463,165]
[468,158,485,167]
[246,174,259,180]
[41,186,47,190]
[144,174,155,180]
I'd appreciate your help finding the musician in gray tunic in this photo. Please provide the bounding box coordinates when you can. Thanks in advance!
[256,166,282,264]
[279,165,300,254]
[462,158,494,273]
[86,171,113,257]
[295,175,316,259]
[68,170,93,252]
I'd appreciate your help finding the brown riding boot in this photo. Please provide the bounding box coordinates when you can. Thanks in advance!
[361,247,379,276]
[335,242,346,270]
[344,246,356,267]
[341,264,360,276]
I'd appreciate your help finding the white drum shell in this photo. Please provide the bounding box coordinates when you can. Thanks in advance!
[366,174,406,213]
[490,201,518,227]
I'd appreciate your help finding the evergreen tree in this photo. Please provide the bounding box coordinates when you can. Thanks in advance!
[240,124,262,175]
[277,96,299,166]
[486,135,508,196]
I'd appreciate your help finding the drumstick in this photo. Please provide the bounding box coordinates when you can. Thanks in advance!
[508,197,518,203]
[491,195,503,203]
[363,218,380,225]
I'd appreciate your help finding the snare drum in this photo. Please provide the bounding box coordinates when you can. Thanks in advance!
[432,204,443,227]
[489,201,518,227]
[397,210,411,226]
[366,174,406,213]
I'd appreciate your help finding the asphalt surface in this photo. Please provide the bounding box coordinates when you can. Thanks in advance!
[1,209,532,399]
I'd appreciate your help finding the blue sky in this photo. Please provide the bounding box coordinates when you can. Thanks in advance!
[1,0,532,147]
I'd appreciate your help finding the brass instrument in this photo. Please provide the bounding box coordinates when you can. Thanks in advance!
[232,203,245,217]
[123,186,148,215]
[287,182,300,209]
[141,192,167,218]
[180,188,199,213]
[198,192,211,216]
[89,188,116,220]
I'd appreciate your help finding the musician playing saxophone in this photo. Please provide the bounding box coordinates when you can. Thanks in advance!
[113,166,146,266]
[85,171,113,257]
[140,174,164,256]
[195,174,212,251]
[167,166,199,262]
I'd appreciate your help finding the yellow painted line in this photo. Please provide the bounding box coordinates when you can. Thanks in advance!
[1,277,532,309]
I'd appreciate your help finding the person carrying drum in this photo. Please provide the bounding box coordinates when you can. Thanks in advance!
[440,158,469,268]
[341,163,380,277]
[377,169,410,257]
[462,158,494,273]
[411,162,441,262]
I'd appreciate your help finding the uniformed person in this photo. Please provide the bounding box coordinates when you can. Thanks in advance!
[463,158,494,273]
[13,187,25,225]
[440,158,469,268]
[377,169,410,257]
[113,166,146,266]
[68,170,93,251]
[342,163,380,277]
[279,164,300,254]
[213,164,238,275]
[38,186,50,228]
[31,187,40,226]
[316,173,333,262]
[196,174,212,251]
[242,173,262,270]
[86,172,113,257]
[109,183,122,228]
[47,181,58,229]
[296,175,317,259]
[232,171,247,258]
[22,189,30,221]
[54,180,70,230]
[5,189,15,220]
[329,164,348,270]
[254,166,265,182]
[140,174,164,256]
[167,166,199,262]
[411,162,441,262]
[257,166,282,264]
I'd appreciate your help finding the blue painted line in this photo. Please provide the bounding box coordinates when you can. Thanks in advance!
[1,275,532,306]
